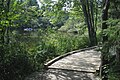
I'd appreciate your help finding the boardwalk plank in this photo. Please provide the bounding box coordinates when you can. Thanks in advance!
[48,49,101,73]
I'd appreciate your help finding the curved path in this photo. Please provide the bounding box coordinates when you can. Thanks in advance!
[26,47,101,80]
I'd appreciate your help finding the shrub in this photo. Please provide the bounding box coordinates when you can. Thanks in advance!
[36,28,89,60]
[0,42,34,80]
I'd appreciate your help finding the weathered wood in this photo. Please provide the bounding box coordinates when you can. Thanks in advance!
[47,49,101,73]
[44,46,98,68]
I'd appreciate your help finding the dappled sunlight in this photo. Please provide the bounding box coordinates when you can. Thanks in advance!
[48,49,101,72]
[25,69,100,80]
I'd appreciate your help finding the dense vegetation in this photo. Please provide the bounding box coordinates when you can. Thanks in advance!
[0,0,120,80]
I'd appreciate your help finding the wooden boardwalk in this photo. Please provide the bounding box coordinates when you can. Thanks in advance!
[26,47,101,80]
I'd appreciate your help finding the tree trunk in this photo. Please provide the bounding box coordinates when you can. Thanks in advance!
[101,0,110,79]
[102,0,110,42]
[80,0,97,46]
[116,46,120,63]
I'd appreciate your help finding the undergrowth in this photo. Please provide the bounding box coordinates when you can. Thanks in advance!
[0,28,89,80]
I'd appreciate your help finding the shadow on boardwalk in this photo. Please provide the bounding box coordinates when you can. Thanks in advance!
[25,69,100,80]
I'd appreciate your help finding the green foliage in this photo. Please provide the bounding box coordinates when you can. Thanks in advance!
[108,64,120,80]
[36,28,89,59]
[102,19,120,80]
[103,19,120,48]
[0,40,34,80]
[109,0,120,18]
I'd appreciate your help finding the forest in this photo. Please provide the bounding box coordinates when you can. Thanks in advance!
[0,0,120,80]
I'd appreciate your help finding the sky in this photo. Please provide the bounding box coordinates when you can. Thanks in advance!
[36,0,42,8]
[36,0,58,8]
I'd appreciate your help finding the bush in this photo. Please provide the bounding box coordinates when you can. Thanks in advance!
[35,28,89,60]
[0,42,34,80]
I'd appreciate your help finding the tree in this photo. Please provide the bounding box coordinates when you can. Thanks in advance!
[0,0,38,79]
[100,0,110,79]
[80,0,97,46]
[44,0,97,46]
[102,0,110,42]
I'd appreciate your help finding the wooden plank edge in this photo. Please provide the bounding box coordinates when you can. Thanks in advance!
[47,67,96,73]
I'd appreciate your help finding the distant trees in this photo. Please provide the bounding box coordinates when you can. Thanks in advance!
[43,0,98,46]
